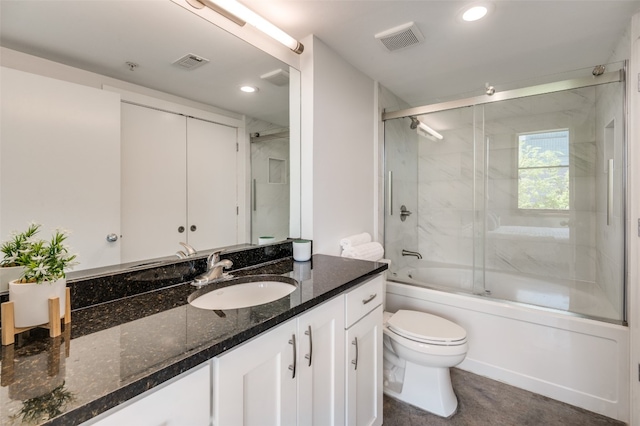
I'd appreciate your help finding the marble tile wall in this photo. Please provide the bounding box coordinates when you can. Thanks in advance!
[248,118,290,244]
[412,87,623,289]
[595,81,625,317]
[480,88,599,283]
[382,80,625,318]
[379,85,418,272]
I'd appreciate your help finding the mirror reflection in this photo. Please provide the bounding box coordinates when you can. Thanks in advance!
[0,0,300,281]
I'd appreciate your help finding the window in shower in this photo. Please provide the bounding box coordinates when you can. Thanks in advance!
[517,130,569,210]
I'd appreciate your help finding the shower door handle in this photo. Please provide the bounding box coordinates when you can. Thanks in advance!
[252,179,257,212]
[607,159,613,226]
[388,171,393,215]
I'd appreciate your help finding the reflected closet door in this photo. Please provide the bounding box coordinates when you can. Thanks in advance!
[0,67,121,270]
[186,118,238,250]
[121,103,187,263]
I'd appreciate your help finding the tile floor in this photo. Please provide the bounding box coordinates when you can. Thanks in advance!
[383,368,625,426]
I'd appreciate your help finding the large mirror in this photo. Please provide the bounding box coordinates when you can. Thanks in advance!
[0,0,300,283]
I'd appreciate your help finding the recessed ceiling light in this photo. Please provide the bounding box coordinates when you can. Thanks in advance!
[463,6,487,21]
[458,2,494,22]
[239,85,259,93]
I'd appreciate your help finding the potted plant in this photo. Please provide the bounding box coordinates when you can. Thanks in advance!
[0,223,40,293]
[1,223,77,328]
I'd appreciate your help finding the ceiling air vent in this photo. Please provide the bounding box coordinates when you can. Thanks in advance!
[375,22,424,52]
[172,53,210,70]
[260,69,290,86]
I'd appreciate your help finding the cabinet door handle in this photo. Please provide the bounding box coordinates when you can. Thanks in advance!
[351,337,358,370]
[304,326,313,367]
[362,293,377,305]
[288,334,297,379]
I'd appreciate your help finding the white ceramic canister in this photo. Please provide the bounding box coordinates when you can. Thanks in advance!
[292,239,312,262]
[258,236,275,245]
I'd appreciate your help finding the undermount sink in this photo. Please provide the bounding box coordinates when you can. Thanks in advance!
[188,275,298,310]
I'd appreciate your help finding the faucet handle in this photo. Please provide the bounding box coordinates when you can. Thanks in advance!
[207,249,225,266]
[179,242,197,257]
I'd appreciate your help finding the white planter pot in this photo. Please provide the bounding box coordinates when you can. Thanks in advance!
[0,266,24,293]
[9,278,66,328]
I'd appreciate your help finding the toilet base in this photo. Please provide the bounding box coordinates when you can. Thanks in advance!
[383,360,458,418]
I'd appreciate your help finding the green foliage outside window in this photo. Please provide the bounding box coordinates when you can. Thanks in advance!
[518,132,569,210]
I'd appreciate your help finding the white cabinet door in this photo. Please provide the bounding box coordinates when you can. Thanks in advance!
[121,103,186,263]
[186,118,238,250]
[297,296,345,426]
[0,67,121,270]
[346,306,383,426]
[213,319,298,426]
[89,363,210,426]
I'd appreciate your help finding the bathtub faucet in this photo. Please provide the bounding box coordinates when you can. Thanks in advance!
[402,249,422,259]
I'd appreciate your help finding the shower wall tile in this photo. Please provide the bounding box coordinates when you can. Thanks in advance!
[571,141,597,177]
[380,84,418,271]
[248,117,290,244]
[572,176,596,211]
[488,147,516,179]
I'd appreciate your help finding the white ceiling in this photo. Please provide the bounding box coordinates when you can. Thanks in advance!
[243,0,640,106]
[0,0,292,126]
[1,0,639,122]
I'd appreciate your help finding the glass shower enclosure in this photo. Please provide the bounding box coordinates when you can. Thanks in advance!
[383,64,626,323]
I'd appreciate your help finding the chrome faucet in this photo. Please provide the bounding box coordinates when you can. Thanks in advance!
[192,250,233,287]
[176,242,197,259]
[402,249,422,259]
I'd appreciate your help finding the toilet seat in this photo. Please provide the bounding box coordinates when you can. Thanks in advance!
[386,310,467,346]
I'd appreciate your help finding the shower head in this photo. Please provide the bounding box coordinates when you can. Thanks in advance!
[592,65,606,76]
[409,116,420,129]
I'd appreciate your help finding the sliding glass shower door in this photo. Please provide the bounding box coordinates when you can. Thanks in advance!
[384,71,626,322]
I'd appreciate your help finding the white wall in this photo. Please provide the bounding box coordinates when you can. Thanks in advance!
[628,11,640,426]
[300,36,376,255]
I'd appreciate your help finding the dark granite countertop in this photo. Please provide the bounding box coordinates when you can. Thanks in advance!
[0,254,387,425]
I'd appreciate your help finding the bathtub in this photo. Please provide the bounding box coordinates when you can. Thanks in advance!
[385,279,630,422]
[393,263,621,321]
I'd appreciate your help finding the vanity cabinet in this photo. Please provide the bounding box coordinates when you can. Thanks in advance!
[345,276,384,426]
[88,362,211,426]
[121,103,238,263]
[213,295,345,426]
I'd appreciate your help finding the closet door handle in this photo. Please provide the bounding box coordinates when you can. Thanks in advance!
[304,326,313,367]
[288,334,297,379]
[351,337,359,370]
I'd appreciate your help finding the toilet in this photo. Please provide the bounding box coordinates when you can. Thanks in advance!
[382,309,468,418]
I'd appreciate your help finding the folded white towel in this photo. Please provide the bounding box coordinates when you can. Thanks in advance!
[341,242,384,262]
[340,232,372,250]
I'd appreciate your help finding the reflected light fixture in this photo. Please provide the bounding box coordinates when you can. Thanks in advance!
[186,0,304,54]
[417,122,443,140]
[458,2,494,22]
[240,85,258,93]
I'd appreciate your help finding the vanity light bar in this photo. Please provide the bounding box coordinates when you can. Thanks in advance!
[187,0,304,54]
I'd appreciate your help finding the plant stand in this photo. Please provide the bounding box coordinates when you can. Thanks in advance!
[1,287,71,346]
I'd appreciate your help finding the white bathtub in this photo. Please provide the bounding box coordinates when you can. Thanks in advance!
[394,263,621,321]
[385,280,630,422]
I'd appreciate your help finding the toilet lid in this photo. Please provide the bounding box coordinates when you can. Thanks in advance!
[387,310,467,344]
